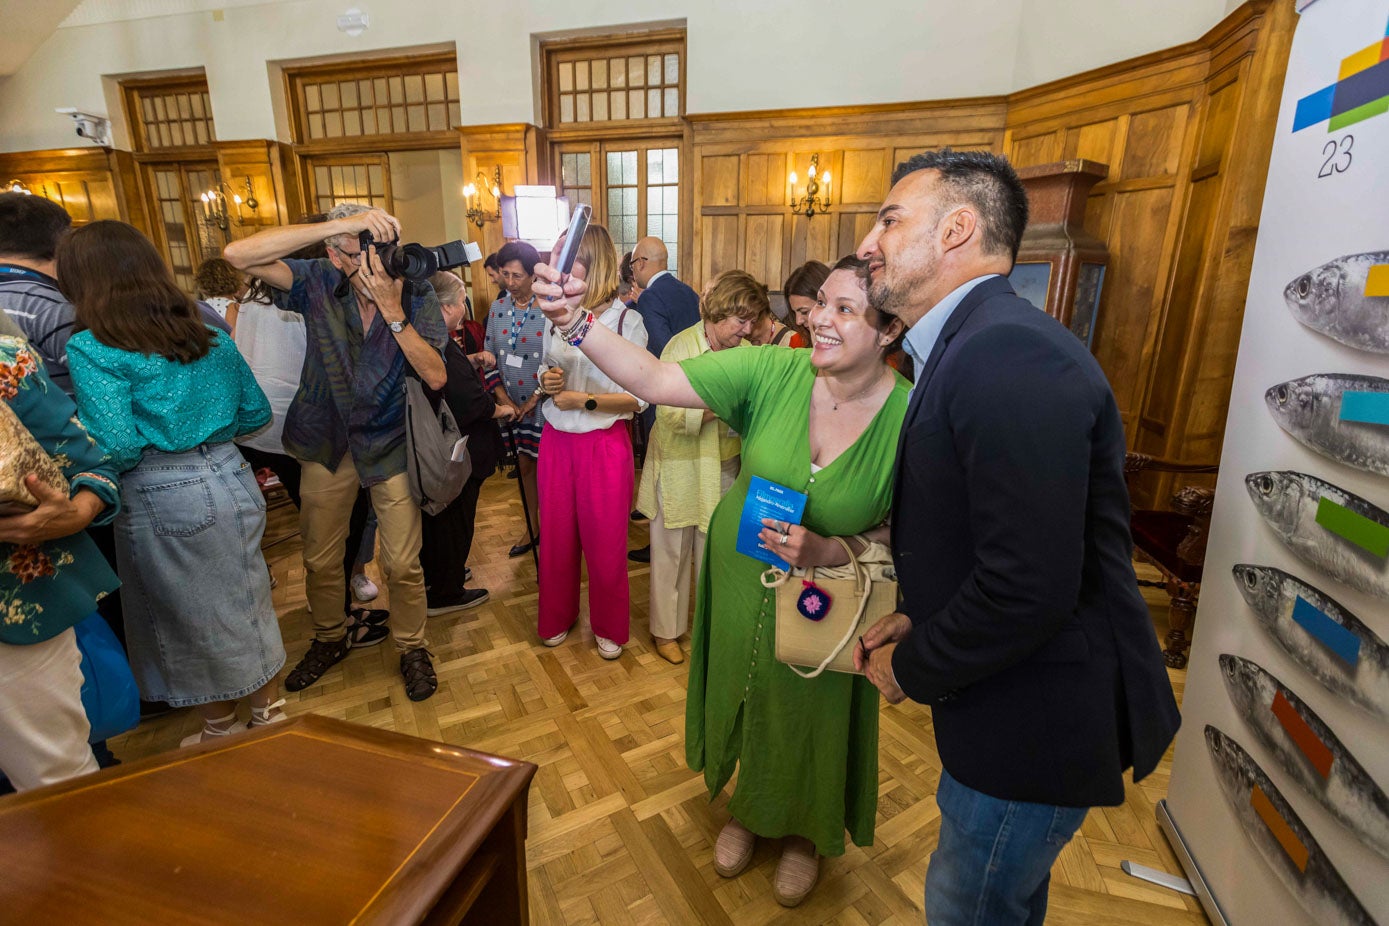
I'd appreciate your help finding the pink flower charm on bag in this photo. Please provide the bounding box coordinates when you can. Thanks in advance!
[797,580,832,621]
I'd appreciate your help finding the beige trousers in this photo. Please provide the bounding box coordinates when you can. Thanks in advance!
[0,628,99,791]
[647,461,737,640]
[300,455,427,652]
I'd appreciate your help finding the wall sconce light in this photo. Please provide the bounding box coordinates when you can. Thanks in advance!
[5,179,32,195]
[463,166,502,228]
[199,186,230,233]
[231,176,260,225]
[788,154,831,219]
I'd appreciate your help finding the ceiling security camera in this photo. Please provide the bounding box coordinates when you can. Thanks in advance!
[55,107,109,145]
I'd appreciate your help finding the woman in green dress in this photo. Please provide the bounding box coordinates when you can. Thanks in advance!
[534,254,907,907]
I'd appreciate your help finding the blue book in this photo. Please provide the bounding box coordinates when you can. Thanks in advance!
[737,476,808,569]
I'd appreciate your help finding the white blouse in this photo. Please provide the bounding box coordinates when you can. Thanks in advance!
[541,299,649,434]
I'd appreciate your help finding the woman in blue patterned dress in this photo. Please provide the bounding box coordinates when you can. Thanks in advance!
[60,221,287,747]
[484,241,548,557]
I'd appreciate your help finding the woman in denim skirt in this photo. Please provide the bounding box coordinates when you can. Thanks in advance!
[60,221,287,746]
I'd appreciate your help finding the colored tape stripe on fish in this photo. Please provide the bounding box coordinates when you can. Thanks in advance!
[1291,595,1362,666]
[1270,691,1334,778]
[1315,496,1389,556]
[1366,264,1389,297]
[1339,391,1389,425]
[1252,785,1310,872]
[1219,655,1389,862]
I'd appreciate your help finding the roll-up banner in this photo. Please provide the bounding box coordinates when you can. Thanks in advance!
[1161,1,1389,923]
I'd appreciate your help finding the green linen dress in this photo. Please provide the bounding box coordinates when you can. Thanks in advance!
[680,344,909,857]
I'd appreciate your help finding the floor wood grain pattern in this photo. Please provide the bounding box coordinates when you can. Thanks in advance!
[110,472,1208,925]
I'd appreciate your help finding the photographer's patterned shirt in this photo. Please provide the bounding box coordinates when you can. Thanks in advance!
[278,258,447,486]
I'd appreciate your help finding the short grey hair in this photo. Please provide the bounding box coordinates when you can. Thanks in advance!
[324,202,373,250]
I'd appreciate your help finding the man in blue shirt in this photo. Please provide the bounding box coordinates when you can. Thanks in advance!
[225,203,448,701]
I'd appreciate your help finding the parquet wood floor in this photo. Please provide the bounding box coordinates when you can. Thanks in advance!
[110,473,1208,925]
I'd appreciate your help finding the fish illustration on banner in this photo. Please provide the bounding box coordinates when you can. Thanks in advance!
[1233,564,1389,721]
[1246,470,1389,598]
[1218,654,1389,859]
[1265,373,1389,475]
[1206,726,1375,926]
[1283,252,1389,353]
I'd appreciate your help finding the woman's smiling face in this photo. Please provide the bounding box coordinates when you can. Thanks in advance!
[807,268,887,372]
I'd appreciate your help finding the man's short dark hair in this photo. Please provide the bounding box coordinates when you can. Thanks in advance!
[484,251,500,271]
[892,149,1029,262]
[496,241,541,276]
[0,193,73,261]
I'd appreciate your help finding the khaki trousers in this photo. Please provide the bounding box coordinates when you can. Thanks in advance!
[647,462,737,640]
[300,455,427,652]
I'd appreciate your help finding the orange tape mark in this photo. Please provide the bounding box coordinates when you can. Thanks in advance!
[1366,264,1389,298]
[1271,691,1334,778]
[1251,785,1310,872]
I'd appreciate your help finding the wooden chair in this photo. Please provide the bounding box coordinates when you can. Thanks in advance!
[1124,453,1218,669]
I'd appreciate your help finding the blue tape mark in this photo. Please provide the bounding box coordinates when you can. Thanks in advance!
[1340,392,1389,425]
[1292,596,1361,666]
[1294,83,1337,131]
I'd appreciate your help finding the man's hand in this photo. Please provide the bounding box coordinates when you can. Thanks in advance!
[468,350,497,371]
[518,395,540,420]
[533,245,588,328]
[493,404,518,422]
[360,245,405,316]
[340,208,401,245]
[854,611,911,704]
[0,478,104,545]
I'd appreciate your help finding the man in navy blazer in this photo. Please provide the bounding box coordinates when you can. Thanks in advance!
[631,236,700,360]
[854,150,1180,925]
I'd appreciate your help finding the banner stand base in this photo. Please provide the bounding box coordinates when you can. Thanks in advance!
[1156,798,1229,926]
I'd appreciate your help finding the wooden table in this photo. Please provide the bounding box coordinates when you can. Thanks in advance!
[0,714,536,925]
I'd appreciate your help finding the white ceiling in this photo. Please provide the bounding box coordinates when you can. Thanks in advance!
[0,0,85,76]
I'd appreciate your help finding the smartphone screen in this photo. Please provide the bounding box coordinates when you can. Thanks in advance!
[553,204,592,277]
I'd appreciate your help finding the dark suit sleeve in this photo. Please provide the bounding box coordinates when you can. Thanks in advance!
[892,323,1100,702]
[638,289,677,359]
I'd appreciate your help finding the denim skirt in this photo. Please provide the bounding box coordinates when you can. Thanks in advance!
[114,443,285,707]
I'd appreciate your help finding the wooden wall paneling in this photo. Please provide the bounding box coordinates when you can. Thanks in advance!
[0,148,147,233]
[700,155,739,206]
[1009,130,1065,167]
[216,140,285,241]
[742,214,785,293]
[1142,0,1295,502]
[457,123,547,309]
[701,215,739,282]
[1063,118,1124,177]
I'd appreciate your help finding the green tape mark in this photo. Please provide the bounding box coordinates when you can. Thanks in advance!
[1329,95,1389,131]
[1316,496,1389,557]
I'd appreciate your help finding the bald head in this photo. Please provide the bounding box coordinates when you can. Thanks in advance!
[632,236,668,288]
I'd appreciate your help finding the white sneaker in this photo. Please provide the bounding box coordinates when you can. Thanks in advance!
[350,573,379,603]
[596,636,622,660]
[542,628,569,647]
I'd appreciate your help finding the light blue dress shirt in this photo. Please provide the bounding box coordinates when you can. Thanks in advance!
[901,275,1000,397]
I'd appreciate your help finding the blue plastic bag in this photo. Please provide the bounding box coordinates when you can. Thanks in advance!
[72,613,140,743]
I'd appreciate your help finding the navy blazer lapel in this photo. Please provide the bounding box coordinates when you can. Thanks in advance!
[891,276,1017,522]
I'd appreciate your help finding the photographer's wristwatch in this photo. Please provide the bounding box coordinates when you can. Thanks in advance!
[388,320,407,334]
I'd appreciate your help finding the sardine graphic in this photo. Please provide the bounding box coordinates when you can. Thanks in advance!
[1246,471,1389,599]
[1206,726,1375,926]
[1233,565,1389,721]
[1219,655,1389,860]
[1284,252,1389,353]
[1266,374,1389,476]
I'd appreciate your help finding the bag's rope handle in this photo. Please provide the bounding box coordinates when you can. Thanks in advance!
[761,536,871,679]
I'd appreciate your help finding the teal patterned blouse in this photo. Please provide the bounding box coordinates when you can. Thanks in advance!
[0,336,121,645]
[67,327,272,474]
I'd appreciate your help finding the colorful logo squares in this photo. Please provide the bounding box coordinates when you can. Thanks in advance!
[1293,16,1389,132]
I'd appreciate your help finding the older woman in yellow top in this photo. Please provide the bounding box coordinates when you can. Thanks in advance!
[639,272,771,664]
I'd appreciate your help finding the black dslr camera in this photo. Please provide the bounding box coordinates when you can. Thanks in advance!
[358,230,471,281]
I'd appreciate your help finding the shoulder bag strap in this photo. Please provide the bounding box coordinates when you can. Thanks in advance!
[788,536,870,679]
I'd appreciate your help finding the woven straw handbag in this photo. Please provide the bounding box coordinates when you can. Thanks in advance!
[0,398,68,515]
[764,535,898,678]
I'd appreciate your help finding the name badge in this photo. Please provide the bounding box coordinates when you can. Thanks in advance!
[505,353,524,369]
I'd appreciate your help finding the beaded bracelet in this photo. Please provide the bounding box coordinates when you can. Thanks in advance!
[559,310,596,347]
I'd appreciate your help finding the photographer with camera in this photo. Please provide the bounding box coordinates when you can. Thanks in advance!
[224,203,448,702]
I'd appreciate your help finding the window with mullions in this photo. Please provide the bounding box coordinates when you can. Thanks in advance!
[287,55,461,143]
[543,32,684,129]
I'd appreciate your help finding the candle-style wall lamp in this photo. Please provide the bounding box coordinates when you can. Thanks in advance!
[199,186,229,233]
[5,179,32,195]
[463,166,502,228]
[788,153,831,218]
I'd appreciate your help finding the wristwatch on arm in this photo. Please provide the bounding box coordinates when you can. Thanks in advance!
[388,320,407,334]
[584,394,598,411]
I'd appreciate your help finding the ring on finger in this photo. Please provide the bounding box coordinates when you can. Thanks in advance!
[779,532,789,545]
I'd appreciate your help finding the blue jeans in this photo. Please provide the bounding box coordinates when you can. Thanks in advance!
[924,770,1088,925]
